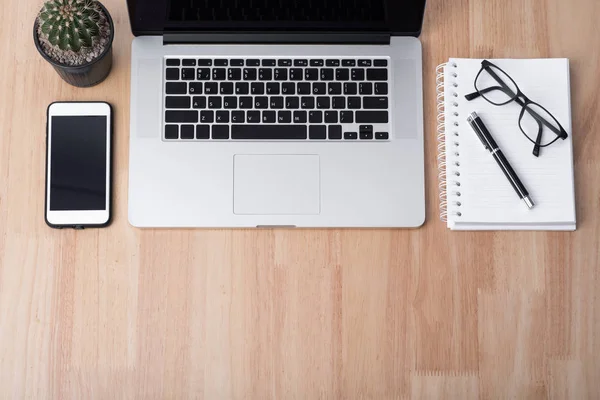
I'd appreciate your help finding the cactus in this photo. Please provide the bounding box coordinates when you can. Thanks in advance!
[38,0,102,52]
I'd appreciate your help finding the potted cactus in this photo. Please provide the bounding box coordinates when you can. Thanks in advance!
[33,0,115,87]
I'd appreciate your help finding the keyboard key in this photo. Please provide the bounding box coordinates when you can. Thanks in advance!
[220,82,234,94]
[165,125,178,139]
[266,82,280,95]
[375,82,388,95]
[208,97,222,109]
[358,59,372,67]
[344,82,357,95]
[181,68,195,80]
[351,69,365,81]
[255,96,269,109]
[356,111,389,123]
[274,68,288,81]
[360,131,374,140]
[309,111,323,123]
[166,82,186,94]
[214,59,228,66]
[344,132,358,140]
[259,68,272,80]
[189,82,202,94]
[294,111,307,123]
[197,59,212,66]
[289,68,303,81]
[348,97,361,109]
[336,69,350,81]
[204,82,218,94]
[200,110,214,123]
[305,69,319,81]
[247,111,261,123]
[246,59,260,66]
[332,97,346,109]
[230,59,244,66]
[166,59,180,66]
[232,125,307,140]
[262,111,276,123]
[310,59,324,67]
[243,68,257,80]
[340,111,354,123]
[236,82,249,95]
[251,82,265,95]
[223,97,237,109]
[181,124,195,139]
[329,125,342,140]
[192,96,206,109]
[342,60,356,67]
[228,68,242,80]
[376,132,389,140]
[374,59,388,67]
[294,59,308,67]
[197,68,211,80]
[298,83,311,95]
[328,83,342,95]
[278,59,292,67]
[212,125,229,139]
[278,111,292,123]
[262,59,276,66]
[282,83,296,95]
[359,82,373,95]
[165,110,198,123]
[182,59,196,66]
[316,96,330,109]
[216,111,230,123]
[231,111,245,123]
[360,125,374,140]
[363,97,389,109]
[325,111,338,123]
[321,69,334,81]
[196,124,210,139]
[270,97,284,109]
[166,68,179,80]
[301,97,315,109]
[286,97,300,109]
[326,59,340,67]
[367,68,388,81]
[239,96,253,109]
[213,68,226,80]
[313,83,327,95]
[309,125,327,140]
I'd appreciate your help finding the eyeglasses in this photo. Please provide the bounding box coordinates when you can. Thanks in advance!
[465,60,568,157]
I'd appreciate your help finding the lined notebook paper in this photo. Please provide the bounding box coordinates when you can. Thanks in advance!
[436,58,576,231]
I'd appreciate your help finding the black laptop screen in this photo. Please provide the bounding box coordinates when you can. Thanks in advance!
[127,0,426,36]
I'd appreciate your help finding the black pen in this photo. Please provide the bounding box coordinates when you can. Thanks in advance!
[467,112,535,209]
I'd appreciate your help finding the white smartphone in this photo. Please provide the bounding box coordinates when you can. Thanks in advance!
[45,102,112,229]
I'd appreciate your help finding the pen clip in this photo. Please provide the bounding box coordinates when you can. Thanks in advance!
[467,112,490,151]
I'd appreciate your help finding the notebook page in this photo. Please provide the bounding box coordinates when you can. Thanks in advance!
[449,58,575,227]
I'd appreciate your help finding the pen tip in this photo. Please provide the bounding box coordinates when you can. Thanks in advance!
[523,196,535,209]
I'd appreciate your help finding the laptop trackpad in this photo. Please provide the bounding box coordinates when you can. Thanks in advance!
[234,155,320,215]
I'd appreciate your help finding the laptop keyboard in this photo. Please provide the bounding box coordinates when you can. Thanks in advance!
[163,58,391,141]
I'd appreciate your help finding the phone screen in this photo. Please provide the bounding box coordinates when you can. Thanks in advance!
[49,115,108,211]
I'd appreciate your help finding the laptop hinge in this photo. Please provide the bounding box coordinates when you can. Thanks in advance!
[163,32,390,45]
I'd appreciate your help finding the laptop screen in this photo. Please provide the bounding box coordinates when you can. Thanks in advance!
[127,0,426,36]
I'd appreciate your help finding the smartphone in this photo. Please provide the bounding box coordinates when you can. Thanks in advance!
[45,102,112,229]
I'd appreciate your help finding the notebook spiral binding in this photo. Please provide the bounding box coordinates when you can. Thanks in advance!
[436,62,462,222]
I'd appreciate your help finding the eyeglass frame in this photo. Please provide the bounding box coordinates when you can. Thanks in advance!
[464,60,569,157]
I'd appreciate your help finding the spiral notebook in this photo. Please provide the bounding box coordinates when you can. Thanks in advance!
[436,58,576,231]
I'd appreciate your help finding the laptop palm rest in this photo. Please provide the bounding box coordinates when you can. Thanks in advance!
[233,155,320,215]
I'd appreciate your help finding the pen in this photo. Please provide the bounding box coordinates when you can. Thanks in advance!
[466,112,535,209]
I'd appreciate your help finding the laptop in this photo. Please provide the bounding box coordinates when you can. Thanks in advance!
[127,0,427,228]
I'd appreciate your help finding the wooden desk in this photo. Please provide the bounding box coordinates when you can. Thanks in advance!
[1,0,598,398]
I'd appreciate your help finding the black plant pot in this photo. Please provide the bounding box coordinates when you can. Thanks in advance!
[33,2,114,88]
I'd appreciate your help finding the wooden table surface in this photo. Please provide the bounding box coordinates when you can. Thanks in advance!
[1,0,599,398]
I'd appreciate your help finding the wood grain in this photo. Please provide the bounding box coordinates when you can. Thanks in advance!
[1,0,599,398]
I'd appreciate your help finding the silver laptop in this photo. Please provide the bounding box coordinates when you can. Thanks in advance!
[127,0,427,228]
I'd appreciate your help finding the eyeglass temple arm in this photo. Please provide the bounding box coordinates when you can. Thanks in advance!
[465,86,510,101]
